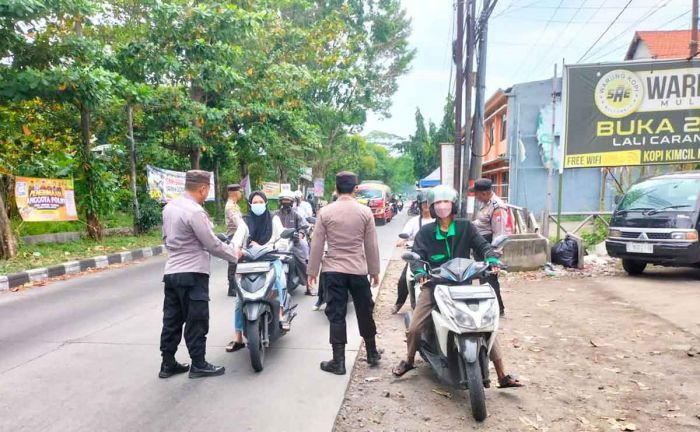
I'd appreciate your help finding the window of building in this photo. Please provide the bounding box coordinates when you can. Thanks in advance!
[488,121,495,146]
[501,171,509,202]
[501,114,507,141]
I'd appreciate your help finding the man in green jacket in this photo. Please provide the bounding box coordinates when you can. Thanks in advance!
[392,185,522,388]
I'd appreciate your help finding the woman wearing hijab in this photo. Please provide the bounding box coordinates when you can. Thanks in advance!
[227,191,289,352]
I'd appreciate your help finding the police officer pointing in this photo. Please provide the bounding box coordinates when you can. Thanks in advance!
[308,171,382,375]
[159,170,240,379]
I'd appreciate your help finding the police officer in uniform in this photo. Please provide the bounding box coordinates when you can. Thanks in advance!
[470,178,511,317]
[225,183,243,296]
[159,170,240,379]
[308,171,382,375]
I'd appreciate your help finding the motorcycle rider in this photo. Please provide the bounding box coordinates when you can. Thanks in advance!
[276,190,312,296]
[392,191,433,314]
[391,185,522,388]
[226,191,290,352]
[470,178,511,317]
[296,191,314,220]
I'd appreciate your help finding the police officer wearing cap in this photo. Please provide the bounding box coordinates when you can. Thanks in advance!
[308,171,382,375]
[470,178,511,316]
[159,170,240,379]
[225,183,243,296]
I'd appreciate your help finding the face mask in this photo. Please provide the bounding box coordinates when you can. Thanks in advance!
[434,202,453,219]
[251,203,266,216]
[281,201,292,209]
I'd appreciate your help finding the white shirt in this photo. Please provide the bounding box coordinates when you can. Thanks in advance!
[297,201,313,219]
[400,215,435,241]
[232,215,288,250]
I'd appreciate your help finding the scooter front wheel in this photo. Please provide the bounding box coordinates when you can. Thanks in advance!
[464,358,487,421]
[246,318,265,372]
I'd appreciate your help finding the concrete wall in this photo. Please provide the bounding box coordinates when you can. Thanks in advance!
[506,78,616,217]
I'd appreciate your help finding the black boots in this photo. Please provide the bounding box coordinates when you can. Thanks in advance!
[189,360,225,378]
[320,343,346,375]
[159,357,190,379]
[365,338,382,366]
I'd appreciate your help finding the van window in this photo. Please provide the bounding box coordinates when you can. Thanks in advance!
[356,189,383,199]
[619,178,700,212]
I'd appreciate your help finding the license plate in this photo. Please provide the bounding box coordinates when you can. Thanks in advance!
[626,242,653,254]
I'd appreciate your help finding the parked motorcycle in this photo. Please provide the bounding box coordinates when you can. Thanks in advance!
[235,228,299,372]
[401,252,502,422]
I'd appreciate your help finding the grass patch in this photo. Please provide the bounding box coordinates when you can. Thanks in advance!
[1,230,163,275]
[11,212,134,236]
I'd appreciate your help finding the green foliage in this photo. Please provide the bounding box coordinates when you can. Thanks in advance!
[579,219,610,249]
[135,196,162,234]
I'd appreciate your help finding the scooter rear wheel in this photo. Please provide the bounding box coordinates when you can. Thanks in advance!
[246,319,265,372]
[464,358,487,422]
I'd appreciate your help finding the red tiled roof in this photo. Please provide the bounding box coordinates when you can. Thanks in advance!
[625,30,695,60]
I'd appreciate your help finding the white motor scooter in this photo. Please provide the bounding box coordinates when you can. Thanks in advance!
[402,252,502,422]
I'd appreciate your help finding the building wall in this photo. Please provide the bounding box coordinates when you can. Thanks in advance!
[506,78,616,217]
[631,40,652,60]
[484,106,508,163]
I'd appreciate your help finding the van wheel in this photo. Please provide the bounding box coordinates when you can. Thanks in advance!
[622,259,647,275]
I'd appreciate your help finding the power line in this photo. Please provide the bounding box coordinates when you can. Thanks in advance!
[587,10,691,62]
[583,0,673,61]
[525,0,589,80]
[577,0,634,62]
[511,0,566,80]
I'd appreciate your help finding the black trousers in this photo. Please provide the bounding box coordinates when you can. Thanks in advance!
[478,234,505,313]
[160,272,210,363]
[395,263,409,307]
[323,272,377,345]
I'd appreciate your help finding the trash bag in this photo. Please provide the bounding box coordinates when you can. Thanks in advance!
[551,236,579,268]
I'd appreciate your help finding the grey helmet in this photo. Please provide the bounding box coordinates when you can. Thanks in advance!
[427,185,458,207]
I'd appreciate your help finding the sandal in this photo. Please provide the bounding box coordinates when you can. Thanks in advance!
[305,290,315,296]
[498,374,523,388]
[392,360,416,377]
[225,341,245,352]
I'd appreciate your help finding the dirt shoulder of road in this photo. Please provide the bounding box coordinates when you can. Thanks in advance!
[335,257,700,432]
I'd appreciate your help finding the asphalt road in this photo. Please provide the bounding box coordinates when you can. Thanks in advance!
[0,211,407,432]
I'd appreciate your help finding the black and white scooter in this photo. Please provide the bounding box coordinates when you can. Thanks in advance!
[234,228,299,372]
[402,253,502,422]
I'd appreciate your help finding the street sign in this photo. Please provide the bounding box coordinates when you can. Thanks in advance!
[563,59,700,168]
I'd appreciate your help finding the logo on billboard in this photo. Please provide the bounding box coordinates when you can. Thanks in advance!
[594,69,643,118]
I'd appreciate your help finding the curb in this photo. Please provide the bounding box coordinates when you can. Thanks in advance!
[0,245,165,292]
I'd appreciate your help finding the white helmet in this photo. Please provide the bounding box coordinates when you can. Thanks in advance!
[295,190,303,199]
[278,190,295,201]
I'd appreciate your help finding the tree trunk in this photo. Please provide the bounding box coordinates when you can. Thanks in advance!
[80,106,102,241]
[213,157,222,218]
[127,103,141,234]
[190,83,205,170]
[190,149,201,170]
[0,177,17,260]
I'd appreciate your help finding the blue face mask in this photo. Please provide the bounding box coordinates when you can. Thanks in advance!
[251,203,266,216]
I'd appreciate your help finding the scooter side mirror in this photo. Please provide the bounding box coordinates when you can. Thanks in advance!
[216,233,229,243]
[398,233,410,240]
[280,228,295,239]
[306,217,317,224]
[401,252,421,262]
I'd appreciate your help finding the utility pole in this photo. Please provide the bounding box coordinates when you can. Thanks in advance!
[542,64,558,239]
[453,0,465,193]
[468,0,493,216]
[460,0,476,217]
[691,0,698,58]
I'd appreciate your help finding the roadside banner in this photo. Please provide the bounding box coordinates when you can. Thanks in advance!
[241,174,252,199]
[313,178,325,197]
[147,165,215,203]
[14,177,78,222]
[440,144,454,187]
[563,59,700,168]
[280,183,292,194]
[261,181,281,199]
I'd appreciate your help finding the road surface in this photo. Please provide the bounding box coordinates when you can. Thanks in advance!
[0,211,407,432]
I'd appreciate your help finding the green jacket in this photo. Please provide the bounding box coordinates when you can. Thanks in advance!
[410,218,498,276]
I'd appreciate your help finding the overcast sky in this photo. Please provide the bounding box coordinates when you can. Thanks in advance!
[363,0,691,139]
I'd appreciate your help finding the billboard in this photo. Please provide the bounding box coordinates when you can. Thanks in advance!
[261,181,281,199]
[440,144,454,187]
[14,177,78,222]
[563,59,700,168]
[147,165,215,203]
[313,178,325,197]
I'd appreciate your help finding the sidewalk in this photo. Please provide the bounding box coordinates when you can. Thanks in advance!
[1,245,165,291]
